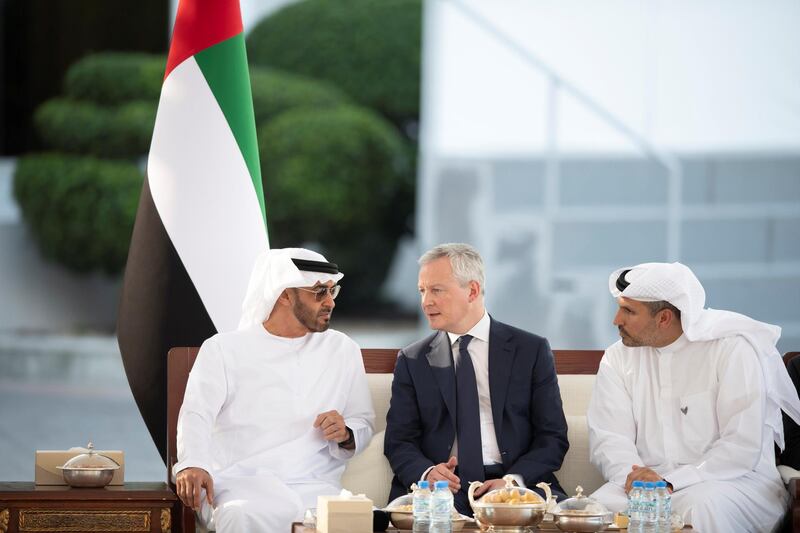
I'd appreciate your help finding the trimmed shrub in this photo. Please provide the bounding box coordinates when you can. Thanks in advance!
[258,105,413,306]
[13,154,142,274]
[34,99,156,158]
[64,53,165,105]
[247,0,421,126]
[249,66,351,125]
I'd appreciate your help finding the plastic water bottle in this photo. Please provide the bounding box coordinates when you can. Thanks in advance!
[654,480,672,532]
[642,482,657,532]
[430,480,453,532]
[627,480,644,533]
[412,480,432,531]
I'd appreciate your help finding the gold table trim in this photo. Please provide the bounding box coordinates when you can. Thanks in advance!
[19,509,151,532]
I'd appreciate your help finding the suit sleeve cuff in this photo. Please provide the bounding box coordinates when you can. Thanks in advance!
[507,473,526,489]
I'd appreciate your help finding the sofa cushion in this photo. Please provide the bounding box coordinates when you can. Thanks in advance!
[368,374,393,433]
[557,374,596,417]
[555,415,605,495]
[342,429,394,507]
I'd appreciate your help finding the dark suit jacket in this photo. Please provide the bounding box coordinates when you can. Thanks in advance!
[383,318,569,504]
[781,356,800,468]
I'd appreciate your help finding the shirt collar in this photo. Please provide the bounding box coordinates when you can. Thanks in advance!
[447,310,490,346]
[655,332,690,354]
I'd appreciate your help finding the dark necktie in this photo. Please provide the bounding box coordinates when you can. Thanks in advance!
[455,334,485,485]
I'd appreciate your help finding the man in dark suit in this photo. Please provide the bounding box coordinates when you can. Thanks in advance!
[384,243,568,515]
[781,356,800,469]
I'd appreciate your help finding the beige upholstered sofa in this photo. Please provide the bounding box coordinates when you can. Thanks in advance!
[168,348,614,532]
[341,351,606,506]
[169,348,800,533]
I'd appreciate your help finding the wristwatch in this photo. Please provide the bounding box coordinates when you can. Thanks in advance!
[338,427,355,448]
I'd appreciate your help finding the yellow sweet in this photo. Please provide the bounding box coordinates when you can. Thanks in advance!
[389,504,413,512]
[480,488,541,505]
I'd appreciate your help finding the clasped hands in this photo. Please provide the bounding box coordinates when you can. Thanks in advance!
[425,456,508,497]
[624,464,673,493]
[176,409,351,510]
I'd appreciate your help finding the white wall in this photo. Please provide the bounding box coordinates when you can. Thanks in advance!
[422,0,800,156]
[417,0,800,353]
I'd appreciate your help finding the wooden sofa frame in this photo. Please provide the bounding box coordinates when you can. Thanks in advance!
[166,347,800,533]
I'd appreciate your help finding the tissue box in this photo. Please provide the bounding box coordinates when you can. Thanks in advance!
[35,450,125,486]
[317,494,372,533]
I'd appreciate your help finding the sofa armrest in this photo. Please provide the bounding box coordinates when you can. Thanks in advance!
[780,467,800,533]
[779,465,800,486]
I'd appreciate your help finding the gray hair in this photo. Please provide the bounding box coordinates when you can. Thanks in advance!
[419,243,485,294]
[643,300,682,321]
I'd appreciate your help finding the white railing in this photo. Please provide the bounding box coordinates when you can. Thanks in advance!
[444,0,685,261]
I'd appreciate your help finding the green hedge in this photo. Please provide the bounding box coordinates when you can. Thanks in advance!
[64,53,165,105]
[259,105,413,305]
[249,66,351,125]
[19,50,416,294]
[13,154,142,274]
[247,0,421,126]
[34,99,156,158]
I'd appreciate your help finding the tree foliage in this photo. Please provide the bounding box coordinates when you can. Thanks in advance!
[13,154,142,274]
[248,0,422,127]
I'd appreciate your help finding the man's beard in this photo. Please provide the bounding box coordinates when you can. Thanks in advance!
[292,298,332,332]
[618,325,658,347]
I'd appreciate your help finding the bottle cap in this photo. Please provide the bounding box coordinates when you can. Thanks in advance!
[655,480,667,488]
[434,480,449,489]
[418,480,430,489]
[644,482,655,488]
[632,480,644,487]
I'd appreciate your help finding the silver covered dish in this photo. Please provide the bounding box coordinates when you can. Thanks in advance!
[468,475,555,532]
[57,442,120,488]
[384,490,469,530]
[384,493,415,529]
[550,486,613,532]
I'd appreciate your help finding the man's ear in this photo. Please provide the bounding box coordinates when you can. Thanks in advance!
[468,280,481,302]
[657,308,674,328]
[275,289,292,307]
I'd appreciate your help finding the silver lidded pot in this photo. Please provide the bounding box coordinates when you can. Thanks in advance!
[550,485,614,532]
[383,493,415,529]
[383,489,469,530]
[468,475,556,531]
[57,442,120,488]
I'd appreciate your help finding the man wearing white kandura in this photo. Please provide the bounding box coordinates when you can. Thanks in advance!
[173,247,375,532]
[587,261,800,533]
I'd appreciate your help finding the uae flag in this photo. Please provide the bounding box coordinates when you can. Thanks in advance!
[118,0,269,463]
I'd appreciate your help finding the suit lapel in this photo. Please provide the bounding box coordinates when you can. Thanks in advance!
[488,319,515,441]
[426,331,457,428]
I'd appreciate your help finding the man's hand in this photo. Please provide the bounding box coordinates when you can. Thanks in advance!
[314,410,350,444]
[426,456,461,492]
[624,465,669,493]
[175,467,214,511]
[473,478,509,498]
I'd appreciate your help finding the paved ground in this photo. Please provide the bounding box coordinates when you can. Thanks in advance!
[0,320,421,482]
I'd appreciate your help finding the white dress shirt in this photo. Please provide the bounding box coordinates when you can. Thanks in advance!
[447,311,503,466]
[422,312,524,487]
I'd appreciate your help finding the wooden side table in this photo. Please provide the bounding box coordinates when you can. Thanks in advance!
[0,482,177,533]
